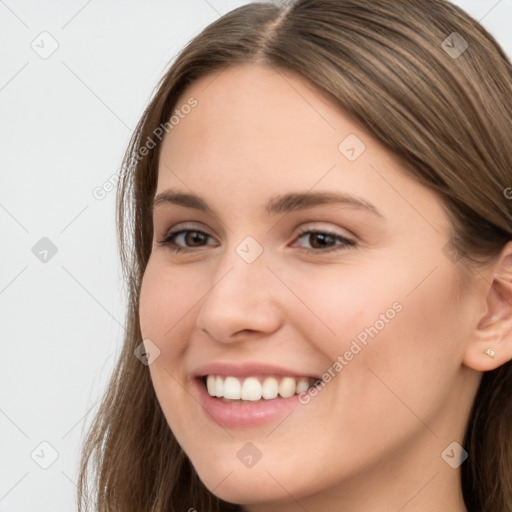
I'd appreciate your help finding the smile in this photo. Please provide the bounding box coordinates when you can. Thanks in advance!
[204,375,319,401]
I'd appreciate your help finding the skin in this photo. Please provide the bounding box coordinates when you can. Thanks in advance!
[138,62,512,511]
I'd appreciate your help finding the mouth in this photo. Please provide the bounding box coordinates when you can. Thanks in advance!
[199,374,321,402]
[192,368,323,428]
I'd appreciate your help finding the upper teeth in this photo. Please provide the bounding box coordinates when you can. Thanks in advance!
[206,375,313,401]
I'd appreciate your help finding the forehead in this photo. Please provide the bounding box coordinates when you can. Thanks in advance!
[163,63,353,161]
[156,63,447,231]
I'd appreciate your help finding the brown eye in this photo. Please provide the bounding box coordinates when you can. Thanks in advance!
[294,229,355,253]
[157,229,216,252]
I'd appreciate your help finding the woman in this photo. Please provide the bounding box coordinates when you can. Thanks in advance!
[77,1,512,510]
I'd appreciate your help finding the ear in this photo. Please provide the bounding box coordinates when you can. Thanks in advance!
[463,241,512,371]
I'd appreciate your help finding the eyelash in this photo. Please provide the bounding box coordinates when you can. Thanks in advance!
[157,227,356,254]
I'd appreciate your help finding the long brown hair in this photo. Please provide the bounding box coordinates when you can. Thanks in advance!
[77,1,512,510]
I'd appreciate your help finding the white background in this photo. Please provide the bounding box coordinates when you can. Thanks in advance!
[1,1,511,510]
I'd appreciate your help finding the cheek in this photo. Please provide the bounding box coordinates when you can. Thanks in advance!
[297,255,462,405]
[138,261,204,427]
[139,265,166,345]
[329,261,463,430]
[138,258,197,353]
[282,262,403,359]
[138,260,198,429]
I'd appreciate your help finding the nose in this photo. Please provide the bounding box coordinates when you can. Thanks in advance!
[195,251,282,343]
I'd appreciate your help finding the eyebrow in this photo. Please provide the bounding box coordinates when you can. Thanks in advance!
[151,189,383,217]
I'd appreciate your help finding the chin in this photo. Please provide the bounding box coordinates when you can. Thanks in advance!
[189,453,321,506]
[199,470,290,505]
[190,454,266,498]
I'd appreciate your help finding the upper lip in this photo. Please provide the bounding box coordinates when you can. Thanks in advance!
[192,361,320,379]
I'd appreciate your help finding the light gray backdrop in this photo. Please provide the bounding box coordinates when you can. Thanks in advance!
[1,1,511,511]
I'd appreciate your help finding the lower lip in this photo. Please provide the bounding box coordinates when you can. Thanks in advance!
[193,378,306,428]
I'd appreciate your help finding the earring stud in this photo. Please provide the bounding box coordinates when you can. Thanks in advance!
[484,348,495,358]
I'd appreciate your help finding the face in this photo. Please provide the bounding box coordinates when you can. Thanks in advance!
[139,63,480,507]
